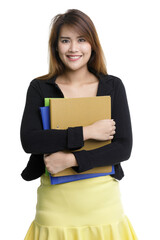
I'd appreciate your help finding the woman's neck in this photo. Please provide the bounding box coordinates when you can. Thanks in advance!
[58,67,95,86]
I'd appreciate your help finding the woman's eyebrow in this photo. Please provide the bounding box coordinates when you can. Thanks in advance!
[60,36,85,39]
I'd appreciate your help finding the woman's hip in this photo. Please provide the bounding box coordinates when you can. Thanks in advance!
[35,174,124,227]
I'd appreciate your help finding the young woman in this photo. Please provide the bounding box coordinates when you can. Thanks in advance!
[20,9,138,240]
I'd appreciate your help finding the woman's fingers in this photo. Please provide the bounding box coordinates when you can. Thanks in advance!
[109,135,114,139]
[111,119,116,125]
[111,130,116,135]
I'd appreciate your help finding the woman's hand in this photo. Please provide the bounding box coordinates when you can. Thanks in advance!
[44,151,77,174]
[88,119,116,141]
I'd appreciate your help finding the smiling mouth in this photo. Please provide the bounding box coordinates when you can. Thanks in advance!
[66,55,82,60]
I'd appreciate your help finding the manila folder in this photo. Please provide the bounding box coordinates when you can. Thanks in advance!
[49,96,113,177]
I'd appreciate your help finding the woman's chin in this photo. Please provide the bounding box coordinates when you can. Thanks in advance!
[64,63,87,72]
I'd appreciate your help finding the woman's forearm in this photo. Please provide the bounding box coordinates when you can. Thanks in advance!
[83,125,92,141]
[66,153,79,167]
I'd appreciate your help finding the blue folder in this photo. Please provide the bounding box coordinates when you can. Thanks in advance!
[39,106,115,184]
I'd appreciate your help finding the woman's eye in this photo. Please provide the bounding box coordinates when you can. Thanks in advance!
[78,38,86,42]
[61,39,69,43]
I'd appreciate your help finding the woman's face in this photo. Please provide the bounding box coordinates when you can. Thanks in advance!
[57,25,92,72]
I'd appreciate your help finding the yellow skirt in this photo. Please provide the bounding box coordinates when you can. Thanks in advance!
[24,174,138,240]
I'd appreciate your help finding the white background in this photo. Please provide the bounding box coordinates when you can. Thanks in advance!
[0,0,160,239]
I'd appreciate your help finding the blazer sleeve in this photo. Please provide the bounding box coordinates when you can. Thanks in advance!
[71,77,133,173]
[20,80,84,154]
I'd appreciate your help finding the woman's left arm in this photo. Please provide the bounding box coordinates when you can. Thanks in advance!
[71,77,133,173]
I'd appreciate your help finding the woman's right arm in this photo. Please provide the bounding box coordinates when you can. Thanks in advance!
[20,79,85,154]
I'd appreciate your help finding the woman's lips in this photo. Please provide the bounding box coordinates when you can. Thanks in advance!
[66,55,82,61]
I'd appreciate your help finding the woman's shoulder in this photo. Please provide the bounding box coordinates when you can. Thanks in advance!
[100,73,125,90]
[29,77,47,86]
[27,76,58,97]
[102,73,123,83]
[28,76,53,91]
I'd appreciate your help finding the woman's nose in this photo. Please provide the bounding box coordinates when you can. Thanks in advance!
[69,41,78,52]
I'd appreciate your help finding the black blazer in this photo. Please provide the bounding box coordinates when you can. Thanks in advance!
[20,69,133,181]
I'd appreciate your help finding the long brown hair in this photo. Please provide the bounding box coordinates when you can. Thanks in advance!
[37,9,107,80]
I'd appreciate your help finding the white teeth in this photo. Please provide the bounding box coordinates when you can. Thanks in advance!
[68,56,81,59]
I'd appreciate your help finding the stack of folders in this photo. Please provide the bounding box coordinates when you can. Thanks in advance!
[39,96,115,185]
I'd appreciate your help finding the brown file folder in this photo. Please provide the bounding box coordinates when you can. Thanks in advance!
[49,96,112,177]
